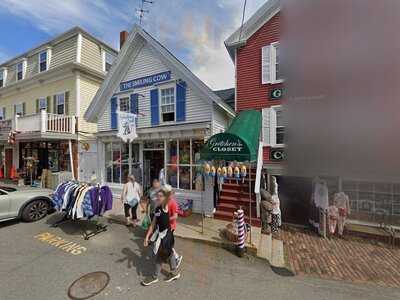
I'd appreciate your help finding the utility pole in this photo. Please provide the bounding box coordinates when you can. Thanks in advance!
[136,0,153,25]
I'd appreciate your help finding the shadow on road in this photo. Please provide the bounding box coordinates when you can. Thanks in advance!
[114,226,154,277]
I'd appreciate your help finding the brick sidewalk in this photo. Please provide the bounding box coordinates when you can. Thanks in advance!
[282,226,400,287]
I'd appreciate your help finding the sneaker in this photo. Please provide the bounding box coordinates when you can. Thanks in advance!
[176,255,183,269]
[141,277,159,286]
[164,272,181,283]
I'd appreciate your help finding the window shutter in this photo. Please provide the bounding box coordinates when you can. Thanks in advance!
[36,99,39,113]
[111,97,118,130]
[150,89,159,126]
[130,93,139,114]
[262,45,271,84]
[14,104,16,116]
[64,91,69,115]
[269,108,277,147]
[262,108,271,146]
[176,81,186,122]
[22,103,26,116]
[3,107,6,120]
[53,95,57,114]
[46,96,51,112]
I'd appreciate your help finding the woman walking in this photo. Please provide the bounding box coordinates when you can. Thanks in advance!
[141,186,181,286]
[121,175,142,227]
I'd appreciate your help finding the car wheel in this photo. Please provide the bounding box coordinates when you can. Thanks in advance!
[22,199,49,222]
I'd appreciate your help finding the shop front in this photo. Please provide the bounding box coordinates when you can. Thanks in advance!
[85,25,235,214]
[18,141,73,183]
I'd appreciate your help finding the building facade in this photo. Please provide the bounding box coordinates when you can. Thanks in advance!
[225,0,284,175]
[85,25,234,213]
[0,27,117,183]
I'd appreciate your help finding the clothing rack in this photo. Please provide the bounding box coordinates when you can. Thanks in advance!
[50,181,112,240]
[51,213,108,240]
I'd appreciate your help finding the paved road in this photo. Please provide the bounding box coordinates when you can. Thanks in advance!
[0,213,399,300]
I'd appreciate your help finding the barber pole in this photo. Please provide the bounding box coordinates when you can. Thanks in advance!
[236,207,246,257]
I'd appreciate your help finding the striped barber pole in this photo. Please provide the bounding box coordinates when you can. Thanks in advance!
[236,208,246,257]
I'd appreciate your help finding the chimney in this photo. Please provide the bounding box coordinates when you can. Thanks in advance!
[120,31,129,49]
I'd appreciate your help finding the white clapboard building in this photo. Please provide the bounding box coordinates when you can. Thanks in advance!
[84,25,235,213]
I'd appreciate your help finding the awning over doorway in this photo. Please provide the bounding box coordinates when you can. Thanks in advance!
[201,110,262,162]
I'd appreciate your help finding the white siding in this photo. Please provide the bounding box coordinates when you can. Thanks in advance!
[97,43,212,131]
[212,104,230,135]
[51,36,77,69]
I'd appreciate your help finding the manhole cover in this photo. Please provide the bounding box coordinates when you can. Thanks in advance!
[68,271,110,300]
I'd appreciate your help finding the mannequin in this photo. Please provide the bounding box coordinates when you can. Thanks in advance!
[334,192,351,236]
[312,177,329,237]
[270,176,281,237]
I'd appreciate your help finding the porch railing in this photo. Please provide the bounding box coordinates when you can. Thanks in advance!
[14,110,76,134]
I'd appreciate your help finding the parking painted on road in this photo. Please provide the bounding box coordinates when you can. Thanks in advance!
[34,232,87,255]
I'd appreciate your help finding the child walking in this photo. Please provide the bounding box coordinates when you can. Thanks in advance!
[142,186,181,286]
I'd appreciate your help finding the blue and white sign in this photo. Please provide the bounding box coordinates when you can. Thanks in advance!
[117,111,137,143]
[120,71,171,91]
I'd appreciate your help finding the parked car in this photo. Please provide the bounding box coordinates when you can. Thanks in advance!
[0,185,53,223]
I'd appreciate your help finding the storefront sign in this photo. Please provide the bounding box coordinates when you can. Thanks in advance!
[34,232,87,255]
[270,148,285,161]
[120,71,171,91]
[207,137,244,153]
[270,88,283,100]
[117,111,137,142]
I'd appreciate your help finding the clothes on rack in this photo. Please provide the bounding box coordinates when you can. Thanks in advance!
[52,181,113,219]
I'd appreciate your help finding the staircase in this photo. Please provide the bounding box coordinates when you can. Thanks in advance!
[214,170,261,227]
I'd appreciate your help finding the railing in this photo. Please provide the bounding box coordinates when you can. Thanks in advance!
[14,110,76,134]
[254,141,264,218]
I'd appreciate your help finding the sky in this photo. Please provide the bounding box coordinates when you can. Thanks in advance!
[0,0,266,90]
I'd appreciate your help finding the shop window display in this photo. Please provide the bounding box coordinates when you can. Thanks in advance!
[166,139,204,191]
[105,142,139,184]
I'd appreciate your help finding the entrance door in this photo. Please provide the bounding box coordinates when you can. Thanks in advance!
[143,150,164,189]
[4,149,13,179]
[38,147,49,176]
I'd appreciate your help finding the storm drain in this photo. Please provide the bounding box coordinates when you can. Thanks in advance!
[68,271,110,300]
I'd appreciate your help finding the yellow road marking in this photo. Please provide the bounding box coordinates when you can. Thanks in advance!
[34,232,87,255]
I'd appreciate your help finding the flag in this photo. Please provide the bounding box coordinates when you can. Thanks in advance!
[117,111,138,143]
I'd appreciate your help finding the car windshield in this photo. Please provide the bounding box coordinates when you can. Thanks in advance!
[0,186,17,192]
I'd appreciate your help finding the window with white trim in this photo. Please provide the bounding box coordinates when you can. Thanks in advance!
[15,103,24,116]
[16,62,25,81]
[262,106,285,147]
[119,97,130,112]
[0,69,4,88]
[160,87,175,122]
[275,108,285,145]
[262,42,283,84]
[0,107,5,120]
[104,51,116,72]
[56,93,65,115]
[39,97,47,111]
[39,50,48,72]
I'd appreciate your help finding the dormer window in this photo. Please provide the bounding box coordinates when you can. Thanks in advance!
[39,50,49,72]
[16,61,26,81]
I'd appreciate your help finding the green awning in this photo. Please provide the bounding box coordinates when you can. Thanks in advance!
[201,110,262,162]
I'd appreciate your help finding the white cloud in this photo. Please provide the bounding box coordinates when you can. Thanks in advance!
[0,0,266,89]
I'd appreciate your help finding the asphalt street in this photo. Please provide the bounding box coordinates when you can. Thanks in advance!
[0,213,399,300]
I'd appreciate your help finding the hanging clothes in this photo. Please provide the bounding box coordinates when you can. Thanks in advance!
[52,181,113,220]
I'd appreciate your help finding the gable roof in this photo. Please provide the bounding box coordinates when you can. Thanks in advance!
[225,0,281,60]
[0,26,117,68]
[214,88,235,110]
[84,25,235,122]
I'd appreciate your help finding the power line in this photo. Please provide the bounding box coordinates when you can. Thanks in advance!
[238,0,247,41]
[136,0,153,25]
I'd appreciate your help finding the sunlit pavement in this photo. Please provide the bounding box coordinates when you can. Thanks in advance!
[0,213,399,300]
